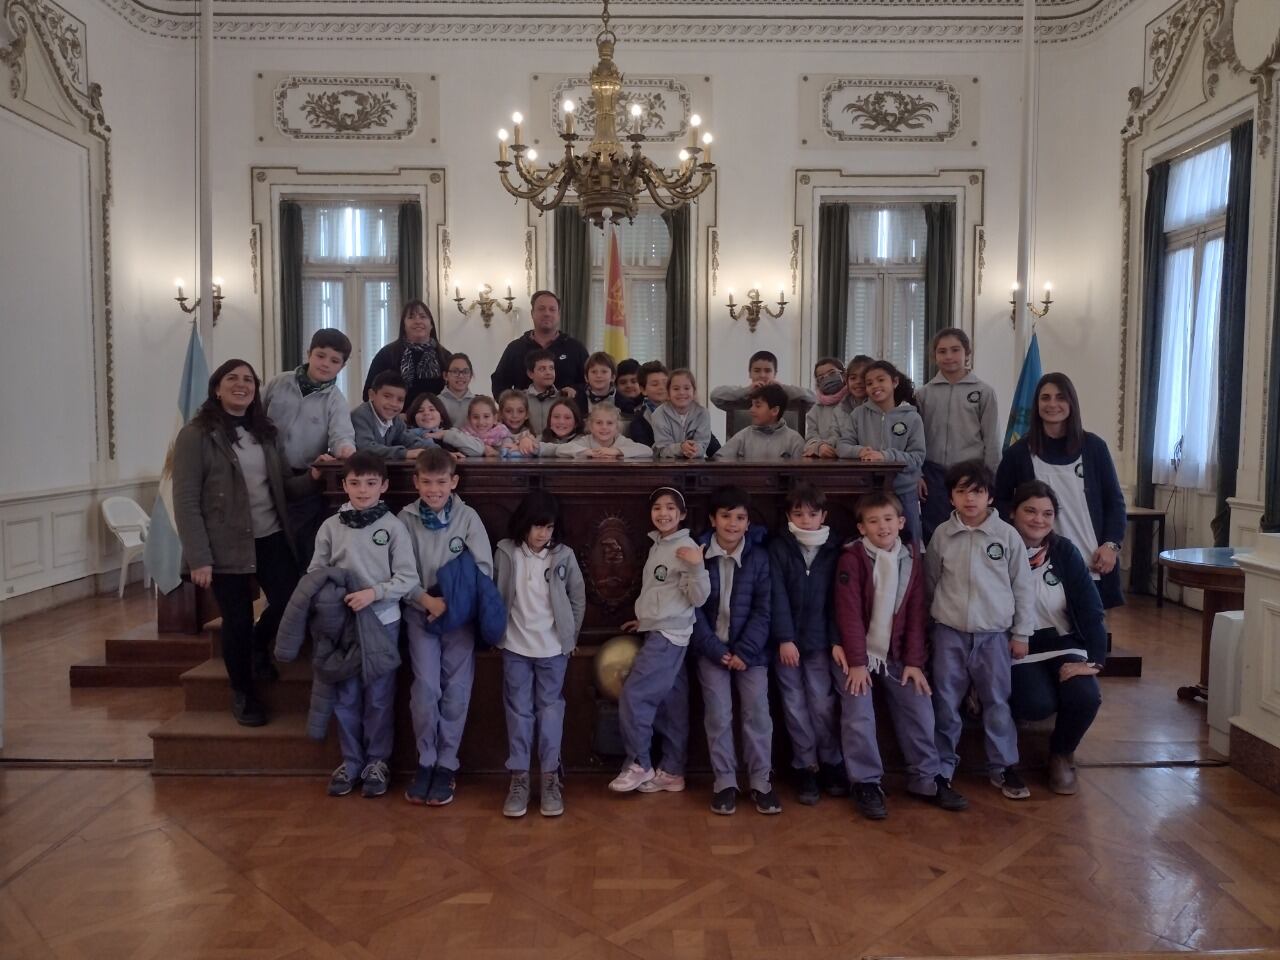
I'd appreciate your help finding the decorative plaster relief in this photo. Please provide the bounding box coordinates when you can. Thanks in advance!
[254,72,439,146]
[801,75,979,147]
[31,0,83,92]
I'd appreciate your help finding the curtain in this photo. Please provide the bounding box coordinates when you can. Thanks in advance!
[554,205,592,345]
[816,203,850,360]
[1211,122,1252,545]
[661,206,690,369]
[923,202,956,380]
[279,200,304,370]
[1135,163,1170,509]
[398,201,423,304]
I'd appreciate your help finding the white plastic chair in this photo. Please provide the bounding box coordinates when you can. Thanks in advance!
[101,496,151,598]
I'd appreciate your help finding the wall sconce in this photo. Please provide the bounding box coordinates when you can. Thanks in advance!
[727,283,787,334]
[174,277,224,324]
[455,282,516,328]
[1009,281,1053,327]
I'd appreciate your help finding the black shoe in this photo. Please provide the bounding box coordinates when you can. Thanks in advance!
[751,788,782,815]
[919,774,968,812]
[818,761,850,798]
[852,782,887,820]
[711,787,737,815]
[231,691,267,727]
[405,765,434,805]
[427,766,456,806]
[795,767,821,806]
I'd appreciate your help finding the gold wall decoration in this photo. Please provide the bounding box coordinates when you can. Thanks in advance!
[801,75,979,148]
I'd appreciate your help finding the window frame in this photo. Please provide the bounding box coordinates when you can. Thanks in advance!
[585,206,673,363]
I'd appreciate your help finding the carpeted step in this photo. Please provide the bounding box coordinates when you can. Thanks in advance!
[150,710,339,774]
[180,658,312,713]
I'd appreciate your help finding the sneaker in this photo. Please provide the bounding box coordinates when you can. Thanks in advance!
[427,767,457,806]
[405,764,434,805]
[360,760,389,799]
[608,763,655,793]
[818,761,850,798]
[795,767,821,806]
[637,769,686,793]
[327,764,356,797]
[504,772,530,817]
[540,771,565,817]
[852,782,888,820]
[913,774,968,812]
[711,787,737,815]
[230,691,267,727]
[991,766,1031,800]
[751,788,783,815]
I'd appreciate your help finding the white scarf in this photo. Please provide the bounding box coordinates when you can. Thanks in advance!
[861,537,903,673]
[788,523,830,547]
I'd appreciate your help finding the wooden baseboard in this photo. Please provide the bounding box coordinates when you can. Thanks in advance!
[1230,723,1280,795]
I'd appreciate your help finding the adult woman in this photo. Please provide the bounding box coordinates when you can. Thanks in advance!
[1007,481,1107,794]
[995,372,1127,608]
[172,359,317,727]
[363,300,451,406]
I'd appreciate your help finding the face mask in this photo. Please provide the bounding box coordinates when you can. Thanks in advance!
[818,372,844,395]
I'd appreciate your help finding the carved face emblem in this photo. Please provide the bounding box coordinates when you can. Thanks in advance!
[584,516,640,610]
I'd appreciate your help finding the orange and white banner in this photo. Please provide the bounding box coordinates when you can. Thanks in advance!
[603,222,628,359]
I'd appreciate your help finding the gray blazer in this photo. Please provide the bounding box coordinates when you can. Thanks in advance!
[494,539,586,655]
[351,401,430,460]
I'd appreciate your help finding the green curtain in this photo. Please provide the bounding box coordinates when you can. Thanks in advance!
[661,206,691,369]
[279,200,304,370]
[816,203,850,360]
[1264,181,1280,532]
[923,202,956,381]
[1134,162,1171,510]
[553,205,592,345]
[398,201,424,304]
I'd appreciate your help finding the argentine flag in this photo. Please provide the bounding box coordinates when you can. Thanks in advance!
[144,324,209,594]
[1003,332,1042,451]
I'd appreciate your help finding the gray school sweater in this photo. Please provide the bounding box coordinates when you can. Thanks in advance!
[264,372,356,471]
[309,505,419,623]
[836,401,925,494]
[555,434,653,459]
[438,388,475,429]
[915,372,1001,470]
[396,494,493,605]
[716,421,805,460]
[803,400,856,452]
[650,402,712,458]
[351,402,431,460]
[525,388,560,436]
[634,528,712,643]
[925,509,1035,641]
[494,539,586,655]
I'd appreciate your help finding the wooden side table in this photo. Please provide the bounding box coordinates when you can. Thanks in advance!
[1158,547,1245,702]
[1126,506,1167,606]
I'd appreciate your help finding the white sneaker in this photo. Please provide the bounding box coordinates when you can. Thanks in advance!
[608,762,655,792]
[637,769,686,793]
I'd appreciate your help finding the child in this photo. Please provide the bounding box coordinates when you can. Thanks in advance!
[803,357,847,459]
[927,460,1035,801]
[715,383,805,460]
[836,360,925,545]
[845,354,873,407]
[498,390,535,450]
[556,403,653,460]
[627,361,670,445]
[524,349,562,435]
[264,327,357,563]
[399,447,495,806]
[832,491,968,820]
[916,329,1000,544]
[305,451,417,799]
[463,395,515,457]
[615,358,643,418]
[690,486,780,815]
[494,492,586,817]
[352,372,432,460]
[651,368,712,459]
[769,484,846,805]
[610,487,710,792]
[578,351,619,417]
[709,350,816,414]
[517,398,584,456]
[439,353,478,428]
[404,392,483,459]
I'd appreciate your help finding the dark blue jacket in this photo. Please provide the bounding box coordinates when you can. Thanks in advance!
[1027,533,1109,665]
[767,532,840,655]
[407,547,507,648]
[995,432,1127,609]
[691,526,772,667]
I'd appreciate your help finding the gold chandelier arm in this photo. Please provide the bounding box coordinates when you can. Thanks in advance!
[640,166,714,207]
[513,153,567,192]
[499,165,566,202]
[526,171,576,212]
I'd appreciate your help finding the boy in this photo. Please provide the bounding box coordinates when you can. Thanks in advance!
[769,484,847,805]
[927,460,1035,800]
[264,328,357,563]
[524,349,562,436]
[352,372,432,460]
[577,351,618,417]
[715,383,805,460]
[307,451,418,799]
[615,358,643,418]
[440,354,477,428]
[398,447,495,806]
[709,350,816,414]
[627,361,670,445]
[832,491,968,820]
[691,486,780,815]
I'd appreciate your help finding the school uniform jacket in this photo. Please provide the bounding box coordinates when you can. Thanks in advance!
[650,402,713,459]
[768,532,841,656]
[690,526,772,668]
[916,372,1000,470]
[836,401,925,495]
[351,401,433,460]
[494,539,587,655]
[833,540,927,669]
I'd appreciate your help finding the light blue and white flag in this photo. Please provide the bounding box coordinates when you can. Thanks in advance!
[1003,332,1042,451]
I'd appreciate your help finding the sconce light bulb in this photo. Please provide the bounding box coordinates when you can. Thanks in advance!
[562,99,575,113]
[689,114,702,128]
[702,133,713,145]
[498,128,509,142]
[1011,281,1020,292]
[526,148,538,161]
[174,278,184,288]
[629,103,643,118]
[213,276,224,287]
[1044,281,1053,292]
[678,149,690,162]
[511,111,523,125]
[727,288,734,295]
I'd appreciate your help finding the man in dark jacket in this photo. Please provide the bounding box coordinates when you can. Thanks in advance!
[490,290,589,398]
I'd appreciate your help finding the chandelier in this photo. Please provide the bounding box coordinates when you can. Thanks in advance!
[495,0,715,228]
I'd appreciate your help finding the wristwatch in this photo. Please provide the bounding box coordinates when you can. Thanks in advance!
[1103,541,1121,553]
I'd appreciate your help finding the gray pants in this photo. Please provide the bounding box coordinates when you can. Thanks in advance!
[619,631,688,772]
[697,659,774,794]
[502,650,569,772]
[831,658,942,794]
[775,649,842,769]
[334,625,399,779]
[931,624,1018,778]
[406,611,476,771]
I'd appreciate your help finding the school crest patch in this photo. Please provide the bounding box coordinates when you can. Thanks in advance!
[653,564,669,582]
[555,563,567,580]
[838,570,850,585]
[371,528,391,546]
[1044,570,1061,586]
[448,536,465,554]
[891,421,907,436]
[967,390,981,404]
[1074,462,1085,478]
[985,542,1005,560]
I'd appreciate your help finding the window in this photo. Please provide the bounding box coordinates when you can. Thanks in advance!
[298,200,400,399]
[844,203,927,382]
[587,209,670,363]
[1151,139,1230,490]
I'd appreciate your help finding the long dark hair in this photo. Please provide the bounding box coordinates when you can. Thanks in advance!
[507,490,563,547]
[1028,372,1084,457]
[863,359,917,407]
[541,398,584,442]
[404,391,452,430]
[192,358,277,443]
[397,299,437,342]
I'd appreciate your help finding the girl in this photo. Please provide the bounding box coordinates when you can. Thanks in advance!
[462,396,514,457]
[845,355,873,407]
[493,491,586,817]
[498,390,533,440]
[804,357,847,459]
[518,398,584,456]
[404,392,481,459]
[611,486,711,792]
[556,403,653,460]
[650,368,712,459]
[836,360,926,545]
[916,328,1000,545]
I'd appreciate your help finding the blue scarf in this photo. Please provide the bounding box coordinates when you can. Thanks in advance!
[338,502,389,529]
[418,495,454,530]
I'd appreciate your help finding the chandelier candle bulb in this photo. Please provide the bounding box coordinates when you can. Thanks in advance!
[727,289,735,307]
[563,99,576,135]
[688,114,701,149]
[701,132,713,164]
[498,128,509,162]
[511,112,524,144]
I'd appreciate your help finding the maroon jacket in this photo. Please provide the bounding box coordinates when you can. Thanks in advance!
[833,540,927,669]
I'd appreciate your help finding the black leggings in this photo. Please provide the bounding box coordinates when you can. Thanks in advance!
[1009,655,1102,756]
[210,532,299,694]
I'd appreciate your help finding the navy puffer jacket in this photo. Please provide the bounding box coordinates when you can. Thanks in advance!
[690,525,772,668]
